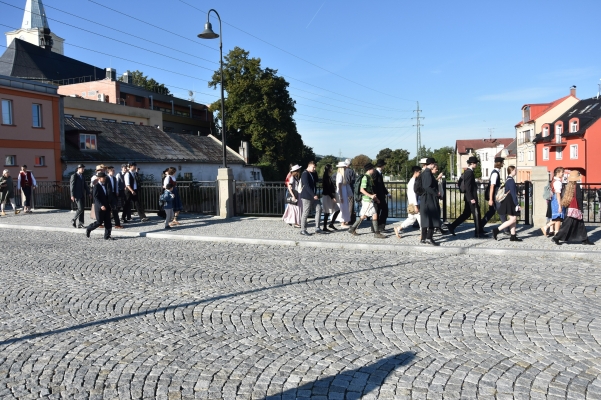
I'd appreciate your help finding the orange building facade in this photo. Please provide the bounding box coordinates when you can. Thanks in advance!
[0,75,61,181]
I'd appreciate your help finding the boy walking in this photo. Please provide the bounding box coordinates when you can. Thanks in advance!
[348,163,386,239]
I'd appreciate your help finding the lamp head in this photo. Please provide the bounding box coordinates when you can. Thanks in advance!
[198,22,219,39]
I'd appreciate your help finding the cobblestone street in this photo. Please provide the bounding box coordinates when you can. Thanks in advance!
[1,227,601,399]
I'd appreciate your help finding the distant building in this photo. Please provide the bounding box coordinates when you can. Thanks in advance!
[63,96,163,129]
[533,97,601,183]
[514,87,578,182]
[62,118,262,182]
[454,138,513,180]
[5,0,65,55]
[0,74,61,181]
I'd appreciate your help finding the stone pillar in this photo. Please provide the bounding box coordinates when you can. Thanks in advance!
[217,167,234,218]
[531,166,549,228]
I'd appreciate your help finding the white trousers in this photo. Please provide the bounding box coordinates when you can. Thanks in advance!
[399,212,421,229]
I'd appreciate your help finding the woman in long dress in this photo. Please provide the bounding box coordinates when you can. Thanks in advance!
[335,162,351,226]
[541,167,564,236]
[282,165,301,227]
[492,166,522,241]
[321,164,340,232]
[553,170,593,245]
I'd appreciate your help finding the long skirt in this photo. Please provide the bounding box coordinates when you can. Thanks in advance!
[172,186,183,212]
[322,195,339,214]
[282,203,301,225]
[554,217,588,242]
[336,186,351,222]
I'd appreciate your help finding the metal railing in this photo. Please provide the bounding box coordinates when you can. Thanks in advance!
[6,181,218,215]
[579,184,601,223]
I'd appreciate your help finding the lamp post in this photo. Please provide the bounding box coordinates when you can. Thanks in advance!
[198,9,227,168]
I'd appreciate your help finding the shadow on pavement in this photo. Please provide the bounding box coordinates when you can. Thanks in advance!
[263,352,416,400]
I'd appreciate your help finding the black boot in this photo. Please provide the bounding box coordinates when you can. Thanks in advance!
[420,228,427,243]
[323,213,331,232]
[329,211,339,230]
[348,218,362,235]
[373,219,385,239]
[492,227,499,241]
[510,234,522,242]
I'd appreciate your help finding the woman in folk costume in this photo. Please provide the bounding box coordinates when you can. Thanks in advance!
[321,164,340,232]
[492,166,522,242]
[282,165,302,227]
[552,170,594,245]
[335,161,351,227]
[163,167,183,225]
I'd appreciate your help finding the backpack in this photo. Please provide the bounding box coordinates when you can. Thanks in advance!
[414,174,424,196]
[484,170,500,201]
[158,192,167,208]
[354,174,365,202]
[458,174,466,193]
[495,180,508,202]
[542,181,553,201]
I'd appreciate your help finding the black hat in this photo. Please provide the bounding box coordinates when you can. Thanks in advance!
[425,157,436,165]
[107,165,114,170]
[96,172,107,178]
[494,156,505,163]
[364,162,375,171]
[376,159,386,167]
[77,164,85,169]
[467,156,480,164]
[129,162,137,166]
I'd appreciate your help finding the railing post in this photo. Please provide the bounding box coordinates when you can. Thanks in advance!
[524,181,531,225]
[442,189,448,223]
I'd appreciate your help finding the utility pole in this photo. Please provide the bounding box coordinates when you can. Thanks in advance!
[413,101,424,165]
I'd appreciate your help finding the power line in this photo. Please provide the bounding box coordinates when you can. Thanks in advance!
[295,102,413,120]
[295,113,410,128]
[177,0,415,102]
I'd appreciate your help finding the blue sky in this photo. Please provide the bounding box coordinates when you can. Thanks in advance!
[3,0,601,160]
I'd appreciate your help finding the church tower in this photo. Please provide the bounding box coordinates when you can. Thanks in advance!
[5,0,65,55]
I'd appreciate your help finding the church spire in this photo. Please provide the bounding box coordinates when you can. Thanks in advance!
[22,0,50,31]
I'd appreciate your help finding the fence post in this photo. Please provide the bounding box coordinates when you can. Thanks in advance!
[524,180,531,225]
[530,167,548,228]
[442,188,448,223]
[217,168,234,218]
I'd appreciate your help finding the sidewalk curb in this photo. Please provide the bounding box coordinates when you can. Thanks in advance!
[0,223,598,260]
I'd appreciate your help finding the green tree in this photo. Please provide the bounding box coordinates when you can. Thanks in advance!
[121,70,170,95]
[208,47,307,176]
[351,154,371,171]
[316,155,338,178]
[473,153,482,179]
[375,148,393,163]
[430,146,454,177]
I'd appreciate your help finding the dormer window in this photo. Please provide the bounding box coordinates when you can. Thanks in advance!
[80,134,97,150]
[543,126,549,137]
[570,120,578,133]
[523,106,530,123]
[555,123,563,143]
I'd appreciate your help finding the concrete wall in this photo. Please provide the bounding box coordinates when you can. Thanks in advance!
[63,96,162,127]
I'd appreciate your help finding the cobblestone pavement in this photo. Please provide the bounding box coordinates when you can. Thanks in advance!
[1,229,601,399]
[1,210,600,251]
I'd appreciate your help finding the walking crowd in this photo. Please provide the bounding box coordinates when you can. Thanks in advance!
[281,155,594,246]
[0,165,37,216]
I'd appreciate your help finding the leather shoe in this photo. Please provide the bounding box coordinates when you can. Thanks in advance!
[315,228,327,234]
[71,219,76,228]
[77,224,85,229]
[552,237,562,245]
[105,236,115,240]
[425,239,439,246]
[85,228,91,238]
[492,227,499,241]
[300,230,312,236]
[328,224,338,231]
[446,225,456,236]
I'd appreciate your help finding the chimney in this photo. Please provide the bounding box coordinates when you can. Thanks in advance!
[122,70,132,84]
[239,141,249,163]
[106,68,116,81]
[570,85,577,97]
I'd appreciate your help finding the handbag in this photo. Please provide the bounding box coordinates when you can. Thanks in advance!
[407,203,418,215]
[567,207,583,220]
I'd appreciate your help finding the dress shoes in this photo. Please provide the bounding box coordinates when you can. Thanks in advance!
[315,228,327,234]
[424,239,439,246]
[71,219,76,228]
[105,236,115,240]
[328,224,338,230]
[552,237,562,245]
[510,235,523,242]
[85,228,91,238]
[582,240,594,245]
[492,227,499,241]
[446,225,456,236]
[300,230,312,236]
[77,224,85,229]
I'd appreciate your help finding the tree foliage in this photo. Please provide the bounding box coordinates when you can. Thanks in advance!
[351,154,371,171]
[208,47,307,176]
[120,70,170,95]
[316,155,338,178]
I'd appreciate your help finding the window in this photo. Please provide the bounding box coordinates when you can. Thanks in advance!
[34,156,45,166]
[121,121,135,125]
[79,134,97,150]
[543,126,549,137]
[556,147,563,160]
[135,96,143,103]
[485,168,488,177]
[543,148,549,160]
[523,106,530,123]
[183,172,193,180]
[32,104,42,127]
[570,144,578,159]
[519,152,524,162]
[485,153,488,161]
[571,120,578,133]
[5,155,16,166]
[1,99,13,125]
[79,116,97,120]
[556,124,562,143]
[528,151,534,161]
[64,114,74,118]
[102,118,117,123]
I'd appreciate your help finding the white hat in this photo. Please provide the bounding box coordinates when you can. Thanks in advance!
[345,158,351,167]
[335,161,347,168]
[2,169,8,174]
[290,164,301,172]
[419,158,428,165]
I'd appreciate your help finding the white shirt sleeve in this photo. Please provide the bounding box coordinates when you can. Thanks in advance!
[31,173,37,187]
[17,173,21,190]
[125,173,132,188]
[553,179,562,194]
[407,177,417,205]
[163,176,171,187]
[490,171,499,186]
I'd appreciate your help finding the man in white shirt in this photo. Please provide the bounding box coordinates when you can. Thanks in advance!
[124,162,149,222]
[480,157,507,234]
[394,166,422,238]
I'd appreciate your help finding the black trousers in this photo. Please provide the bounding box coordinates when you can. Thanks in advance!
[88,208,112,239]
[73,198,85,224]
[480,203,507,230]
[377,196,388,226]
[126,191,146,219]
[449,198,482,236]
[22,186,32,207]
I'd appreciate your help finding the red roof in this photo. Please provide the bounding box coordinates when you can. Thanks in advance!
[515,95,575,127]
[455,138,514,154]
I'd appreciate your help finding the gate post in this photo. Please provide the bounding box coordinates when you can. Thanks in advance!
[524,181,531,225]
[217,168,234,218]
[530,167,548,228]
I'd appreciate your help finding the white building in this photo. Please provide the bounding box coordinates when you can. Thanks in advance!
[5,0,65,55]
[455,138,513,180]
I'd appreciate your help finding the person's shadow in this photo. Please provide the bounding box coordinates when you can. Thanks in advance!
[264,352,415,399]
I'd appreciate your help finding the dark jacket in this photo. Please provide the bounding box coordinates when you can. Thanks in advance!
[300,170,317,200]
[321,173,336,199]
[373,169,389,199]
[420,168,441,228]
[463,168,478,203]
[70,172,90,199]
[504,176,518,207]
[0,175,14,199]
[106,175,118,206]
[92,182,110,212]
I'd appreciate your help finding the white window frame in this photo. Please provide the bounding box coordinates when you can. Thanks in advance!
[570,144,578,159]
[543,148,549,160]
[556,124,562,143]
[79,134,97,150]
[5,155,16,166]
[519,152,524,162]
[556,147,563,160]
[1,99,13,125]
[32,104,42,127]
[34,156,45,166]
[543,126,549,137]
[528,150,534,161]
[571,121,578,133]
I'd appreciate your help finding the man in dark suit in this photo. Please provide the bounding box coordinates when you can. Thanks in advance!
[447,156,486,238]
[373,159,390,231]
[106,166,123,229]
[69,164,89,228]
[86,172,113,240]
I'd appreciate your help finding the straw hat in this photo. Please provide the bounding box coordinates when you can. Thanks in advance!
[335,161,347,168]
[568,170,581,182]
[290,164,301,172]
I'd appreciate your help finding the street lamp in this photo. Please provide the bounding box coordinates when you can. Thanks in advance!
[198,9,227,168]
